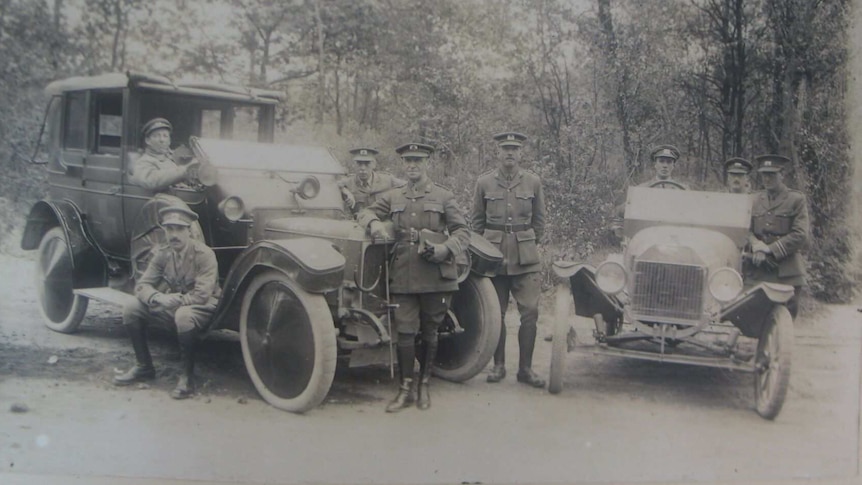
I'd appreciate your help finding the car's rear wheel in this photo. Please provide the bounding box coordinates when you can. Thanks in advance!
[36,227,88,333]
[434,275,501,382]
[754,304,793,420]
[240,270,337,413]
[549,284,573,394]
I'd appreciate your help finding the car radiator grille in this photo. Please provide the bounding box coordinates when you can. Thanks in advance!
[630,260,706,322]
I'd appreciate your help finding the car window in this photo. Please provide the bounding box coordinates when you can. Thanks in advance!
[94,92,123,153]
[63,92,87,150]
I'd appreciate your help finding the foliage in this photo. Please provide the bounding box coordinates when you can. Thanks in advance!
[0,0,854,302]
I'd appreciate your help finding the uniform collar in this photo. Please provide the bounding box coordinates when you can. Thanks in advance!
[356,172,374,189]
[496,168,521,181]
[145,147,173,160]
[405,175,432,196]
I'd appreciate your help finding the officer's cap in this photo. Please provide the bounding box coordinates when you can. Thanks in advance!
[395,143,434,159]
[651,144,680,161]
[493,132,527,148]
[159,206,198,227]
[755,154,790,173]
[349,147,379,163]
[142,117,172,139]
[724,157,753,175]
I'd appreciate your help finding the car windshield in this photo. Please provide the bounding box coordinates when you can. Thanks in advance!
[138,91,271,143]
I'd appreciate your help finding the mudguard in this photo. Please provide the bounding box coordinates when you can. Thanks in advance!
[719,282,794,338]
[21,200,105,289]
[552,261,623,323]
[208,237,345,331]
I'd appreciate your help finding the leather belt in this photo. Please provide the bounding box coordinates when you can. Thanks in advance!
[486,223,530,233]
[395,228,420,243]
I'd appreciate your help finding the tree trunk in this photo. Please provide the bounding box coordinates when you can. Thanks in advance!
[314,0,325,125]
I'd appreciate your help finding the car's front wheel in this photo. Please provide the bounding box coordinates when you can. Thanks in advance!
[549,284,574,394]
[433,275,501,382]
[35,227,88,333]
[240,270,337,413]
[754,304,793,420]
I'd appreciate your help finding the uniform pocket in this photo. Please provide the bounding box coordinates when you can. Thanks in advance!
[515,228,539,265]
[484,191,506,215]
[438,259,459,280]
[482,229,503,245]
[390,203,406,226]
[423,203,445,230]
[515,191,535,218]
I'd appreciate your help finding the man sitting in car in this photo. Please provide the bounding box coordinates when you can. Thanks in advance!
[130,117,200,191]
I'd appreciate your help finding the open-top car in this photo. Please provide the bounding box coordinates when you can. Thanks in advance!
[549,186,795,419]
[22,72,502,412]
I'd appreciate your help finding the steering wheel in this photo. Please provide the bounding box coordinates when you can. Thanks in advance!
[648,179,687,190]
[186,137,218,187]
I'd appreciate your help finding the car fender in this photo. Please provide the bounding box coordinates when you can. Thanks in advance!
[207,237,345,331]
[21,200,106,288]
[553,261,623,323]
[720,282,795,338]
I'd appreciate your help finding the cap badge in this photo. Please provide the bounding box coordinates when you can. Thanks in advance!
[763,160,773,167]
[410,144,417,150]
[360,149,367,155]
[507,134,514,140]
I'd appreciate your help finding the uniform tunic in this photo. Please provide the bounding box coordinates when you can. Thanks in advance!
[747,186,809,287]
[343,172,406,214]
[358,176,470,294]
[127,239,220,332]
[130,148,188,191]
[471,168,546,276]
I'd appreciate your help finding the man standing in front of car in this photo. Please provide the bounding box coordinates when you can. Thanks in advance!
[472,132,546,388]
[130,117,200,191]
[113,206,220,399]
[339,147,405,216]
[747,154,809,318]
[358,143,470,412]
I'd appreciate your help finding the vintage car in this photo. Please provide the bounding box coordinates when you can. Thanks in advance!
[549,186,794,420]
[22,72,502,412]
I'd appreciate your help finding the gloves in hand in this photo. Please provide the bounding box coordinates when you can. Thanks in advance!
[341,187,356,210]
[422,242,450,263]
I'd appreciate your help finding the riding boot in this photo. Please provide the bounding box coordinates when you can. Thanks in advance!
[487,320,507,383]
[417,340,437,410]
[113,323,155,386]
[171,331,198,400]
[386,344,416,413]
[517,324,545,388]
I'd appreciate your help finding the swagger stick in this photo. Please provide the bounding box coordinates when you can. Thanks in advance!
[383,238,395,379]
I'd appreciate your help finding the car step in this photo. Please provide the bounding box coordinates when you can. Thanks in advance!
[74,287,139,307]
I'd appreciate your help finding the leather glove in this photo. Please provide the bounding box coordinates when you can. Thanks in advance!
[369,220,388,241]
[751,240,771,254]
[752,251,767,267]
[184,159,201,181]
[422,242,450,263]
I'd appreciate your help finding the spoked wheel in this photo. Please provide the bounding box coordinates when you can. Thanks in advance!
[36,227,88,333]
[549,284,574,394]
[434,274,501,382]
[240,270,337,413]
[754,304,793,420]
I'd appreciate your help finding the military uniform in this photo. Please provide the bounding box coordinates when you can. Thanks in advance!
[471,132,546,387]
[359,142,470,411]
[130,148,190,191]
[115,206,219,399]
[129,117,193,191]
[342,171,406,214]
[745,155,809,317]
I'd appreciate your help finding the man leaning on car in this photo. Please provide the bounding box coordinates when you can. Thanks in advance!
[130,117,200,191]
[746,154,810,318]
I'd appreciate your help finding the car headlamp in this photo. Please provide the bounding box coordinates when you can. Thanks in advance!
[296,176,321,200]
[595,261,627,294]
[708,267,743,303]
[218,196,245,222]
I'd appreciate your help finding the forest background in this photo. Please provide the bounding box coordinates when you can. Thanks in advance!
[0,0,856,303]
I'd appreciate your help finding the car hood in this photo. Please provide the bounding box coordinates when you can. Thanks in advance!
[196,138,346,175]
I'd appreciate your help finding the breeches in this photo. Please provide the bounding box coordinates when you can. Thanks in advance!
[391,292,453,343]
[123,298,216,334]
[492,272,540,328]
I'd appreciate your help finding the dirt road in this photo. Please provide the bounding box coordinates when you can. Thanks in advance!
[1,253,860,484]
